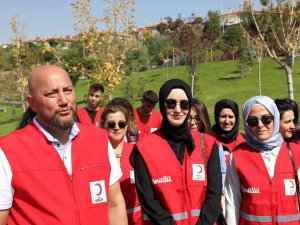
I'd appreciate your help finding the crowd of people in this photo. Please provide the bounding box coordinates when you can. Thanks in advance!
[0,64,299,225]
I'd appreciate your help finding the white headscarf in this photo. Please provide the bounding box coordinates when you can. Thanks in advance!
[243,96,283,151]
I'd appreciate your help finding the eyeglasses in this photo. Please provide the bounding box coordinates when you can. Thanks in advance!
[106,120,127,129]
[165,99,190,110]
[188,114,201,123]
[246,115,274,127]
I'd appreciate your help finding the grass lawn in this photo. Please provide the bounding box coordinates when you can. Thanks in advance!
[1,57,300,136]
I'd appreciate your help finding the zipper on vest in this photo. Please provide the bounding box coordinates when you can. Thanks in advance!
[81,165,104,171]
[69,174,82,225]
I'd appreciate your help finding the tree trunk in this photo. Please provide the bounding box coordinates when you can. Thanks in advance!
[210,46,213,62]
[258,61,262,95]
[109,91,113,101]
[191,71,195,97]
[285,65,294,100]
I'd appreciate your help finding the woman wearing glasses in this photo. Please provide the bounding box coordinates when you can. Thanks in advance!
[212,99,245,164]
[188,98,226,191]
[100,104,141,225]
[132,79,222,225]
[225,96,300,225]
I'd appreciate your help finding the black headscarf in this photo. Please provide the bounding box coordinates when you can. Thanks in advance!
[212,99,240,143]
[159,79,195,159]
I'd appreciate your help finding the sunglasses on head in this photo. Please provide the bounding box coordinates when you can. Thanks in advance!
[106,120,127,129]
[188,114,201,123]
[246,115,274,127]
[165,99,190,110]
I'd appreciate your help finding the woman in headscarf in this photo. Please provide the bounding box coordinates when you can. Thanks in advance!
[212,99,245,164]
[132,79,222,225]
[225,96,300,225]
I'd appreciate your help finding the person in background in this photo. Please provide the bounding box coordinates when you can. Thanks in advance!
[100,103,141,225]
[109,98,139,143]
[134,90,162,139]
[0,65,127,225]
[77,83,104,126]
[132,79,222,225]
[188,98,226,191]
[225,95,300,225]
[212,99,245,164]
[275,98,298,143]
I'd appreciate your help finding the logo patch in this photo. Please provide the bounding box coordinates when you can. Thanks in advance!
[130,170,135,184]
[192,164,205,181]
[152,176,172,184]
[241,186,261,194]
[89,180,107,204]
[284,179,296,196]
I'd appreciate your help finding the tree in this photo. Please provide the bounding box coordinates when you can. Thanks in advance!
[222,25,245,60]
[203,11,222,62]
[250,37,264,95]
[9,14,28,112]
[158,15,204,96]
[243,0,300,99]
[72,0,136,100]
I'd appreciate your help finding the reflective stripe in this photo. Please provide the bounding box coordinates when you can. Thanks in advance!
[276,213,300,222]
[241,211,300,223]
[127,206,141,214]
[191,209,200,217]
[143,212,188,221]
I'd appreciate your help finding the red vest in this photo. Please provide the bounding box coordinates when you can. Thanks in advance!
[77,107,103,126]
[0,123,110,225]
[133,108,162,139]
[136,130,215,225]
[233,142,300,225]
[215,131,245,165]
[120,143,142,225]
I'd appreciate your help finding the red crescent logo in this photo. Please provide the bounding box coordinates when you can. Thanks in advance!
[198,165,202,173]
[289,180,295,189]
[94,183,102,196]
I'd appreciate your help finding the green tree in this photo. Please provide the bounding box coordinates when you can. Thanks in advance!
[222,25,245,60]
[203,11,222,62]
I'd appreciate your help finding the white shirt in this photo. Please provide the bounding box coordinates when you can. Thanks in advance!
[0,119,122,210]
[224,145,300,225]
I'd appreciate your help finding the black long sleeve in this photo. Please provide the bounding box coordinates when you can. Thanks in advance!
[133,145,175,225]
[196,142,223,225]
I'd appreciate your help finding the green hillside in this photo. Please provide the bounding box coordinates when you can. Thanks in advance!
[1,58,300,136]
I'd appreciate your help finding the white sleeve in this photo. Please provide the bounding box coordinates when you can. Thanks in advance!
[0,148,13,210]
[224,153,241,225]
[108,142,122,186]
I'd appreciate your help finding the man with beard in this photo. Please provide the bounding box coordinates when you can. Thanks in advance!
[77,83,104,127]
[0,65,128,225]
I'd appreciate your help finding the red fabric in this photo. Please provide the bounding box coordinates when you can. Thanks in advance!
[0,123,110,225]
[215,131,246,165]
[136,130,215,225]
[233,142,300,225]
[77,107,103,126]
[133,108,162,139]
[120,143,141,225]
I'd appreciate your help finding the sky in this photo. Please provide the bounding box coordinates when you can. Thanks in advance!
[0,0,243,45]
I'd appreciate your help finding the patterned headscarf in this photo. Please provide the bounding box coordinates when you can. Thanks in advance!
[243,96,283,151]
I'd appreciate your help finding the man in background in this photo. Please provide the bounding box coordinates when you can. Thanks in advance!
[0,65,127,225]
[77,83,104,126]
[134,90,162,138]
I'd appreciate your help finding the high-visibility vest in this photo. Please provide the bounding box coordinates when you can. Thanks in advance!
[0,123,110,225]
[234,142,300,225]
[136,130,216,225]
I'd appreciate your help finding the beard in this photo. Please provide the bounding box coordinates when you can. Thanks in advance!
[40,108,76,131]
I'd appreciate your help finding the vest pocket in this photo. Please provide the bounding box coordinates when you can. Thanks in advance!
[79,164,109,208]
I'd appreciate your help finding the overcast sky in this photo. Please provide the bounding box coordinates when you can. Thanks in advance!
[0,0,243,44]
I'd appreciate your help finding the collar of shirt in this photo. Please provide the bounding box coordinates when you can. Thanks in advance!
[32,117,80,147]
